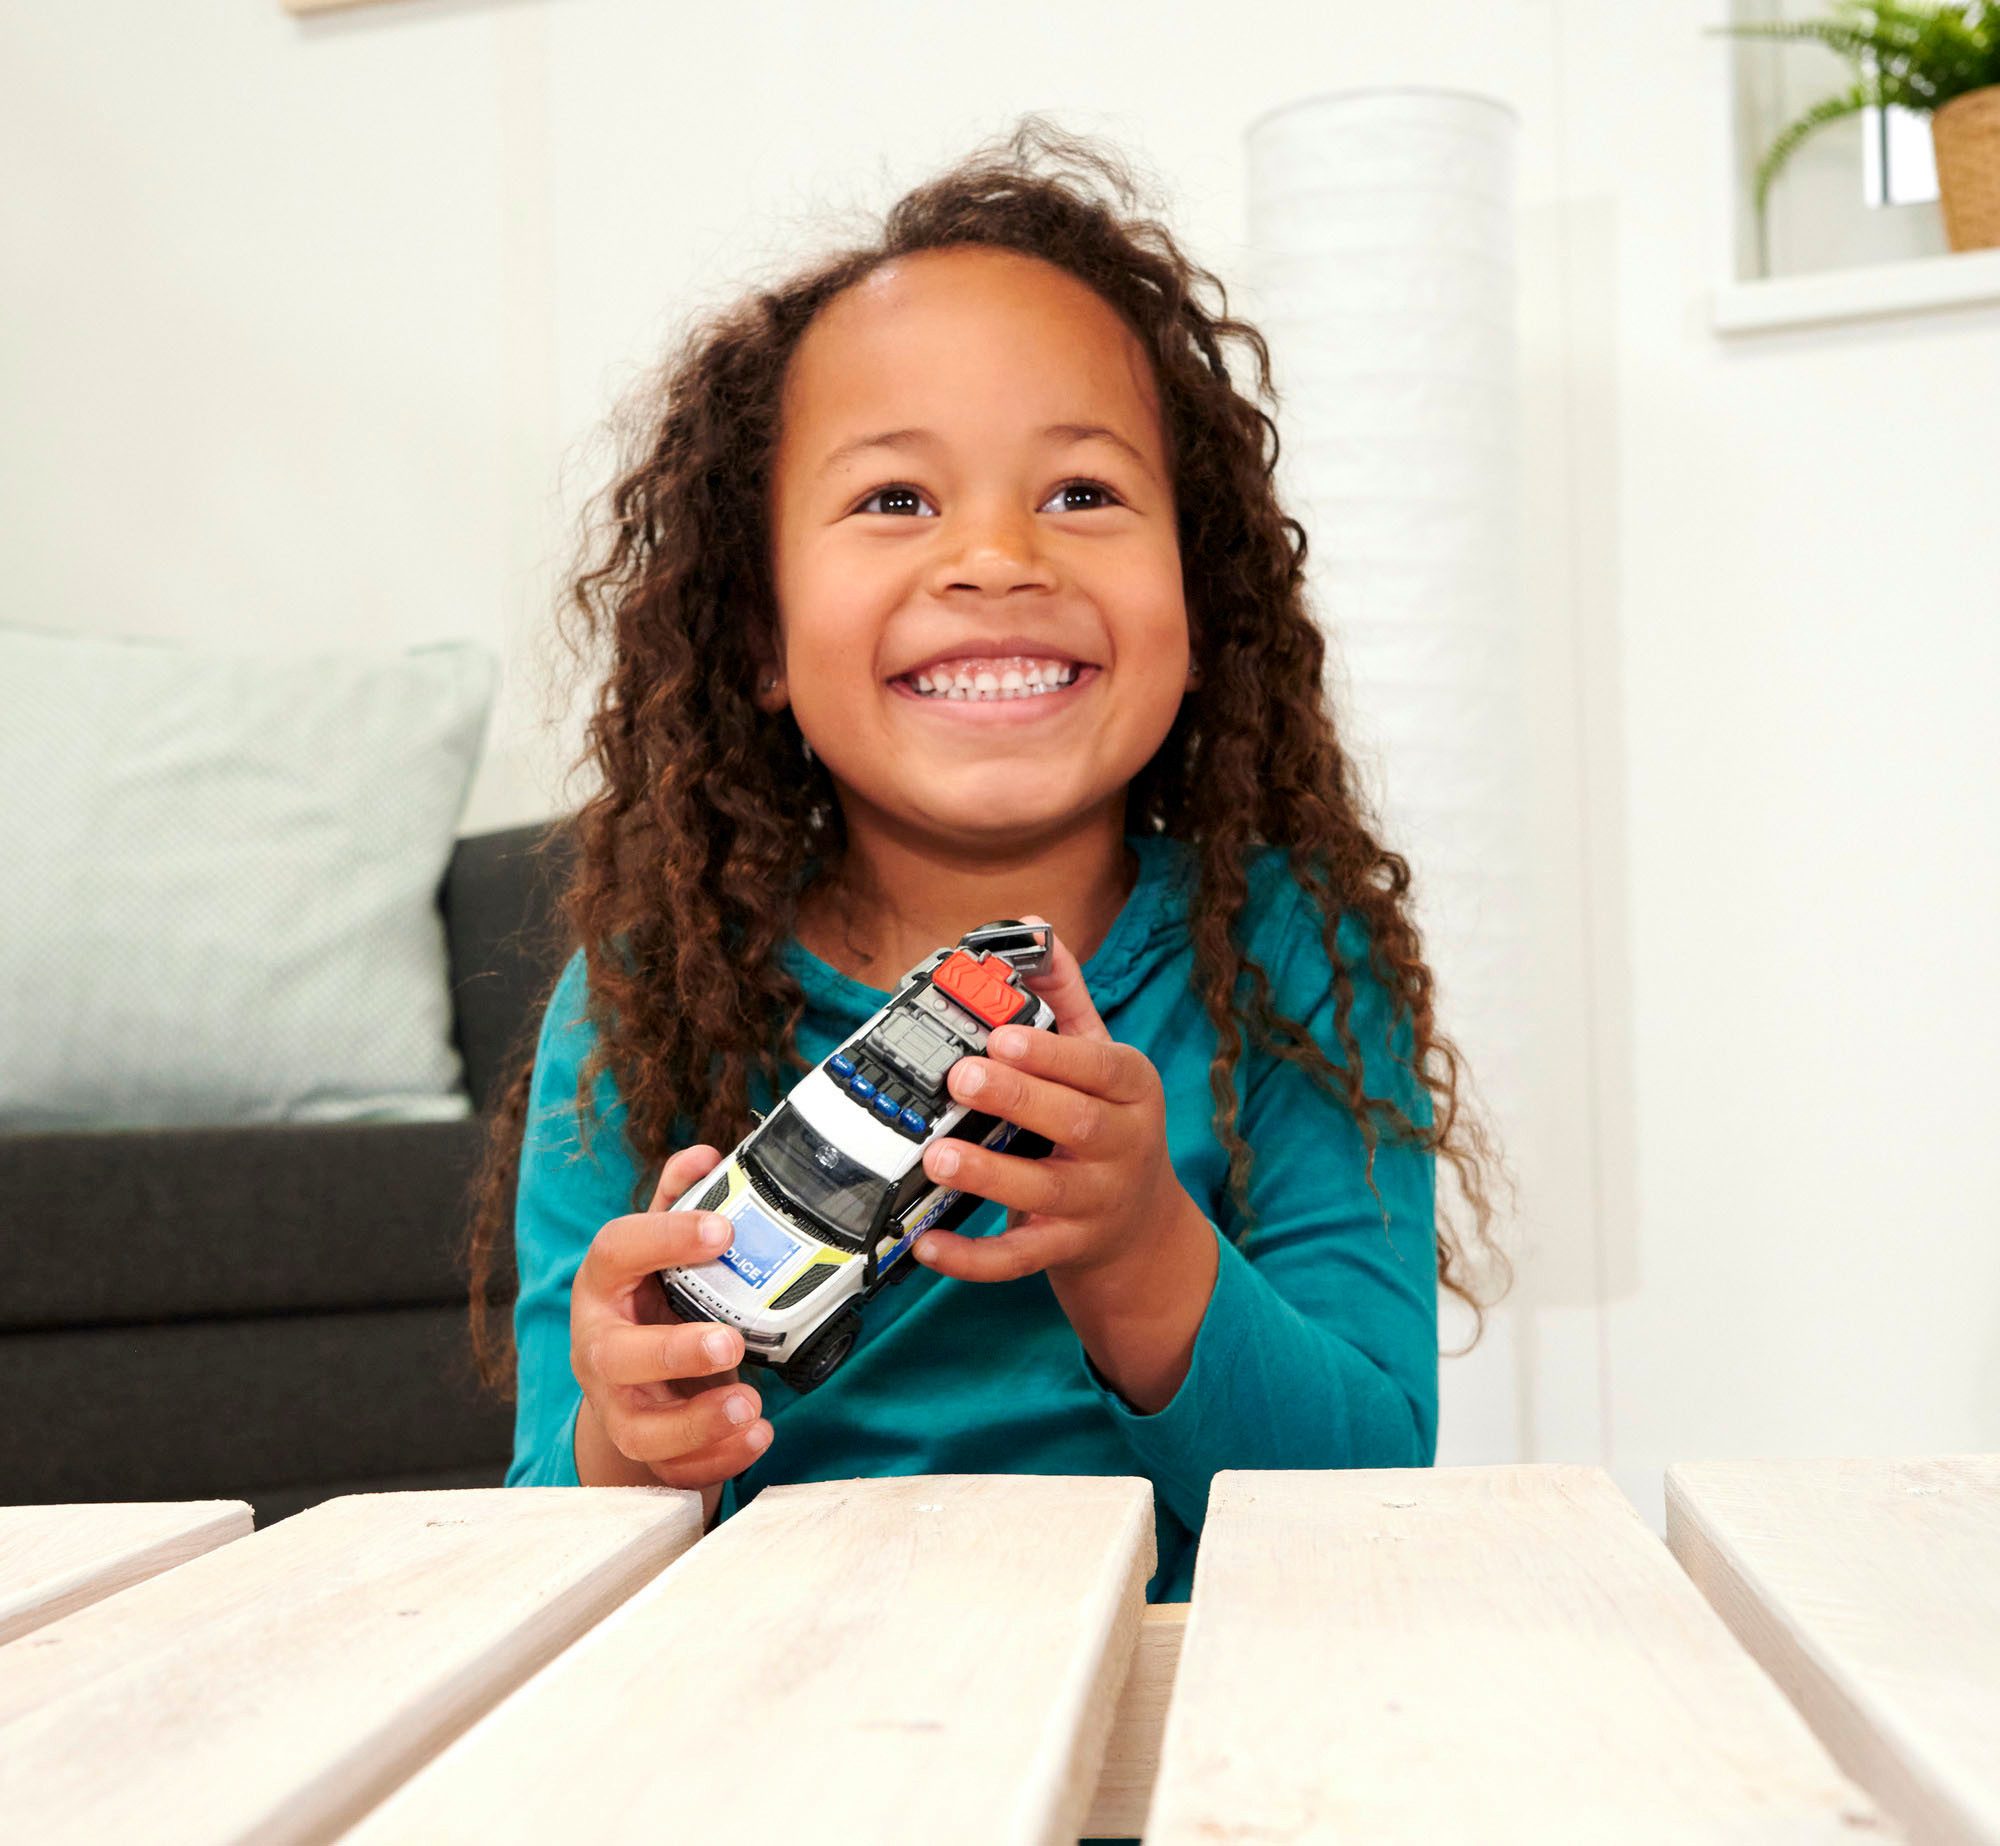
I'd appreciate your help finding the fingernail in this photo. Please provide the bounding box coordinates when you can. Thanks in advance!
[725,1394,754,1424]
[990,1028,1025,1058]
[748,1421,772,1449]
[953,1060,985,1096]
[702,1216,729,1248]
[703,1330,734,1364]
[915,1236,935,1264]
[930,1144,960,1178]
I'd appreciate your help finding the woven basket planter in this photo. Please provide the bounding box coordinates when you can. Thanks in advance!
[1932,85,2000,252]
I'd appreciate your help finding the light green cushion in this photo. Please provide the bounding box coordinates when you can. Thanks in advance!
[0,626,497,1130]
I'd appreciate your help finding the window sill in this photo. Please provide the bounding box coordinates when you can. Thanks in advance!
[1712,247,2000,337]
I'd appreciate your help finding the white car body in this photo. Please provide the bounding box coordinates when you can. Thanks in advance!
[656,924,1056,1389]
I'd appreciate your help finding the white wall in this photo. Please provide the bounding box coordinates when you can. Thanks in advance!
[5,0,1995,1522]
[1551,0,2000,1523]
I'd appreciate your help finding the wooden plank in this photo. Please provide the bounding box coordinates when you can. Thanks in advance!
[346,1474,1154,1845]
[1667,1455,2000,1846]
[1081,1602,1187,1840]
[1146,1466,1894,1843]
[0,1487,701,1844]
[0,1500,251,1646]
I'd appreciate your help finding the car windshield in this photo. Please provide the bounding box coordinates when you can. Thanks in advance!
[744,1106,892,1246]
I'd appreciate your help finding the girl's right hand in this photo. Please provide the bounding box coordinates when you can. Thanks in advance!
[570,1142,773,1489]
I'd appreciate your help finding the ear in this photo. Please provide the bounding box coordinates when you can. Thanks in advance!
[752,662,789,714]
[749,610,792,711]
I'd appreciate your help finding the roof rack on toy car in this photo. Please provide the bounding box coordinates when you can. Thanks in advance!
[956,920,1053,974]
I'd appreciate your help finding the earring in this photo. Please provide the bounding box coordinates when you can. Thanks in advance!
[802,736,816,764]
[760,674,778,694]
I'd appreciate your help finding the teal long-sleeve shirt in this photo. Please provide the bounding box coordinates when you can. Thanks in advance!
[504,832,1439,1602]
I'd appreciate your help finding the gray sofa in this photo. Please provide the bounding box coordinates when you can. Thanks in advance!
[0,823,572,1524]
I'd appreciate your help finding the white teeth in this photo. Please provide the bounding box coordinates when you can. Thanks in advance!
[901,658,1083,701]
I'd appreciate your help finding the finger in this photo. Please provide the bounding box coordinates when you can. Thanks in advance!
[982,1013,1154,1106]
[944,1054,1118,1155]
[642,1418,775,1490]
[589,1317,744,1388]
[602,1376,766,1465]
[1013,912,1113,1044]
[921,1134,1088,1220]
[913,1218,1075,1284]
[649,1143,726,1211]
[588,1206,733,1286]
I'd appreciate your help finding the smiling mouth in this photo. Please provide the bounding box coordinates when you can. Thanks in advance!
[891,655,1089,702]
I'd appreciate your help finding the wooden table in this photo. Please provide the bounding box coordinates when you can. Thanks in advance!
[1,1458,1993,1843]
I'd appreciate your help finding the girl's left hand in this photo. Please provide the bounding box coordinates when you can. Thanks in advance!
[911,913,1196,1284]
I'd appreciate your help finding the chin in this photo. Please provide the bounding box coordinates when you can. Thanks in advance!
[877,780,1080,837]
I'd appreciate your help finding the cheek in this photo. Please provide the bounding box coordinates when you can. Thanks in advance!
[774,572,902,778]
[776,576,887,685]
[1112,561,1192,690]
[773,513,886,630]
[1127,655,1193,748]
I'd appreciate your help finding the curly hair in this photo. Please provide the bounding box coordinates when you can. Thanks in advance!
[464,114,1515,1394]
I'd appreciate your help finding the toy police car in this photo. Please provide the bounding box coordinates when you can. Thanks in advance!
[657,920,1057,1393]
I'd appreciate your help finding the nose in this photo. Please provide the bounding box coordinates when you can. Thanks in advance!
[926,495,1059,598]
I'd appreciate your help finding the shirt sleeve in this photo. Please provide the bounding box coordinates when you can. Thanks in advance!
[504,948,645,1489]
[1077,884,1440,1536]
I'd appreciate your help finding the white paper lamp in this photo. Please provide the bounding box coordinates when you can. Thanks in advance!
[1246,89,1531,1411]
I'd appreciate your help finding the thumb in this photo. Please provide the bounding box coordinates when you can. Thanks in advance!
[649,1143,725,1212]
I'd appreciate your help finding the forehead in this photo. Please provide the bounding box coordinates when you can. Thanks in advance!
[779,247,1162,455]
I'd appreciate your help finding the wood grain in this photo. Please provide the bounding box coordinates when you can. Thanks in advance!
[345,1473,1154,1845]
[1667,1454,2000,1846]
[0,1500,251,1647]
[0,1487,701,1844]
[1146,1466,1894,1843]
[1081,1601,1187,1839]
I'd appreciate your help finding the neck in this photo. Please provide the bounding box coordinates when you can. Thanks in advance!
[797,797,1138,991]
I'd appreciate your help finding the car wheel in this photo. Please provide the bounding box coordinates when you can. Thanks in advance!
[779,1307,862,1393]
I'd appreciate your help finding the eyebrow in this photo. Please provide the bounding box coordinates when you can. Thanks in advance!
[816,422,1155,482]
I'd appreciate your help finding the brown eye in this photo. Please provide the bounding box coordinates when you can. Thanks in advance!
[856,484,935,517]
[1043,479,1122,513]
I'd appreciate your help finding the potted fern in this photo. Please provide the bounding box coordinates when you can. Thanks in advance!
[1715,1,2000,250]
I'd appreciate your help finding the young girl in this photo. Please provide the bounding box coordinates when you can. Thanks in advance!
[466,117,1509,1605]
